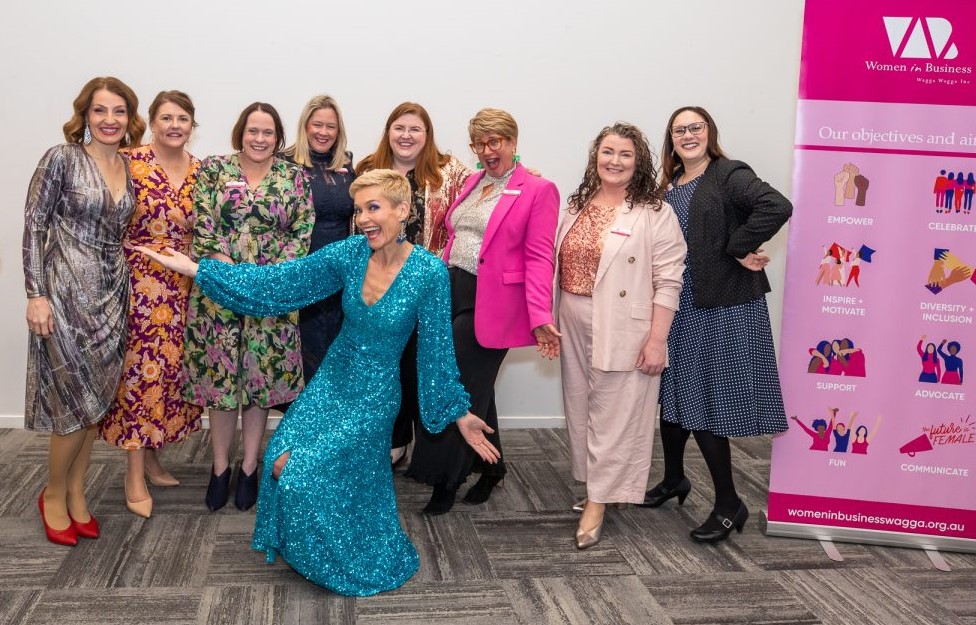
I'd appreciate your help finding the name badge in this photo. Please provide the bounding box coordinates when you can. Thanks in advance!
[502,189,521,196]
[610,227,632,237]
[225,181,246,189]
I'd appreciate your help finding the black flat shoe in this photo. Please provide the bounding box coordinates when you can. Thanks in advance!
[638,477,691,508]
[423,485,457,516]
[462,474,504,505]
[690,500,749,544]
[205,466,231,512]
[234,464,260,511]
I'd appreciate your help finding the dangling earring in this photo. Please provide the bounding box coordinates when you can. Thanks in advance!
[396,219,407,245]
[83,124,92,145]
[475,162,484,170]
[512,154,521,163]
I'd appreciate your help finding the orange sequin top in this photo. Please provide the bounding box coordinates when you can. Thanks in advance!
[558,202,619,296]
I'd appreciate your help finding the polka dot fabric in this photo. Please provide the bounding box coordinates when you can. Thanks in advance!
[659,176,788,438]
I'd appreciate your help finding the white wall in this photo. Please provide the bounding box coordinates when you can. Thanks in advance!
[0,0,804,425]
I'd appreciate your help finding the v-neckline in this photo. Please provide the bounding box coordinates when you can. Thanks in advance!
[80,145,129,205]
[149,147,191,193]
[358,244,417,309]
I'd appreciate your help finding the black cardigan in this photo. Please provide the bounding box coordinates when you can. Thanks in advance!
[683,158,793,308]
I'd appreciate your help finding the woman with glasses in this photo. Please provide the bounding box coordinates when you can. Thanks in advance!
[556,123,685,549]
[407,107,561,514]
[640,106,791,544]
[356,102,472,468]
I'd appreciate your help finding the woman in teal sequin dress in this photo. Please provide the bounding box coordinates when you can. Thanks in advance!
[139,170,498,596]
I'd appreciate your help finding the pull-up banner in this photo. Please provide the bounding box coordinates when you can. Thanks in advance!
[767,0,976,552]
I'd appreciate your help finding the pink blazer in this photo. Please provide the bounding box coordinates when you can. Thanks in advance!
[443,163,560,348]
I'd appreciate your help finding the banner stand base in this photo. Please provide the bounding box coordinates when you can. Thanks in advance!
[924,548,952,572]
[818,539,844,562]
[765,520,976,555]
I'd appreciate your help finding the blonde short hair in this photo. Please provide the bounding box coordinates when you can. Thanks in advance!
[349,169,411,206]
[468,107,518,142]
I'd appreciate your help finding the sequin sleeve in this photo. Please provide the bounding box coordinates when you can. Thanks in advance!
[415,260,470,434]
[22,145,67,297]
[195,237,352,318]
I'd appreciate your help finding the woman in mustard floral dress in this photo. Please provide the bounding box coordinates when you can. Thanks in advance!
[100,91,204,518]
[183,102,313,513]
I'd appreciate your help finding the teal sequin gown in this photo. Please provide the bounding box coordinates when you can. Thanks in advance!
[194,236,470,596]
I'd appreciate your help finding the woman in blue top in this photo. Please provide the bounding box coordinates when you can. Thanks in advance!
[139,169,498,596]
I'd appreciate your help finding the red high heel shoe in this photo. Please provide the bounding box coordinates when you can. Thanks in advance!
[69,511,100,539]
[38,489,78,546]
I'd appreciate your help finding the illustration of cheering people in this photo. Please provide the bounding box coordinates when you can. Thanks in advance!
[851,416,882,455]
[831,411,857,453]
[791,408,837,451]
[814,243,874,287]
[938,340,964,384]
[917,337,942,383]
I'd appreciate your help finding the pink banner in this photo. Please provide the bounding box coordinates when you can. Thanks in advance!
[768,0,976,548]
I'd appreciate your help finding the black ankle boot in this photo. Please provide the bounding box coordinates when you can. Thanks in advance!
[205,466,231,512]
[462,474,504,505]
[690,500,749,543]
[234,464,260,511]
[638,477,691,508]
[423,485,457,515]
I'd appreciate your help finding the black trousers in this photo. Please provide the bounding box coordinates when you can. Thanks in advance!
[405,267,509,489]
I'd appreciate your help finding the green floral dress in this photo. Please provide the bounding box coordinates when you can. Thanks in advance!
[182,154,314,409]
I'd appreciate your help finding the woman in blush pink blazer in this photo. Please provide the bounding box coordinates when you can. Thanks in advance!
[405,108,560,514]
[555,123,685,549]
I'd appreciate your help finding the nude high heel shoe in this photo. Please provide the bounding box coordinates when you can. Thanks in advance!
[146,469,180,487]
[125,482,153,519]
[575,521,603,549]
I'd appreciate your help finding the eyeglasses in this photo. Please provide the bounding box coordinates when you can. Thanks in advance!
[391,125,426,137]
[470,136,507,154]
[670,121,708,138]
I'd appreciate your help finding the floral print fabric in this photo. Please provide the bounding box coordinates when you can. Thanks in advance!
[100,145,204,449]
[182,154,314,409]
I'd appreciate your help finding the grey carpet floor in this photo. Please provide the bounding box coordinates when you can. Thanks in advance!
[0,428,973,625]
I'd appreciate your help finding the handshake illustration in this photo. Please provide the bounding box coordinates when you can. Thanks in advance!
[833,163,869,207]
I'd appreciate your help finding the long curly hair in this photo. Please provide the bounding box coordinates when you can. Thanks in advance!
[63,76,145,147]
[567,122,664,214]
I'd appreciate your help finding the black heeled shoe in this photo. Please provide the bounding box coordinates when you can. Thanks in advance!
[462,474,504,505]
[690,500,749,544]
[423,485,457,515]
[205,466,231,512]
[638,477,691,508]
[234,464,260,511]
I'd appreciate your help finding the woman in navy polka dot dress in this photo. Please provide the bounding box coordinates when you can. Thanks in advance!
[639,106,791,543]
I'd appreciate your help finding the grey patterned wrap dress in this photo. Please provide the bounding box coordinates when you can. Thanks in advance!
[23,143,135,434]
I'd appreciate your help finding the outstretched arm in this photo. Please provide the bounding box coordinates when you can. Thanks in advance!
[866,416,882,442]
[139,241,349,318]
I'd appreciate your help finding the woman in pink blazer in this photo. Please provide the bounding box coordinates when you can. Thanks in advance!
[556,123,686,548]
[405,108,560,514]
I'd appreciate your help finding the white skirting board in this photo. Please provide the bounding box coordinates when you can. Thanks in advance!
[1,414,567,430]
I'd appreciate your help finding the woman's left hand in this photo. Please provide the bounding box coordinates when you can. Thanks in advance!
[457,413,500,463]
[636,339,667,375]
[532,323,562,360]
[737,248,770,272]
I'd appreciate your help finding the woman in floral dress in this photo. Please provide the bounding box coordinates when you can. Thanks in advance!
[183,102,314,512]
[100,90,204,518]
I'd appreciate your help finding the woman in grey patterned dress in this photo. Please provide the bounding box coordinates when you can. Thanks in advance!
[23,77,145,546]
